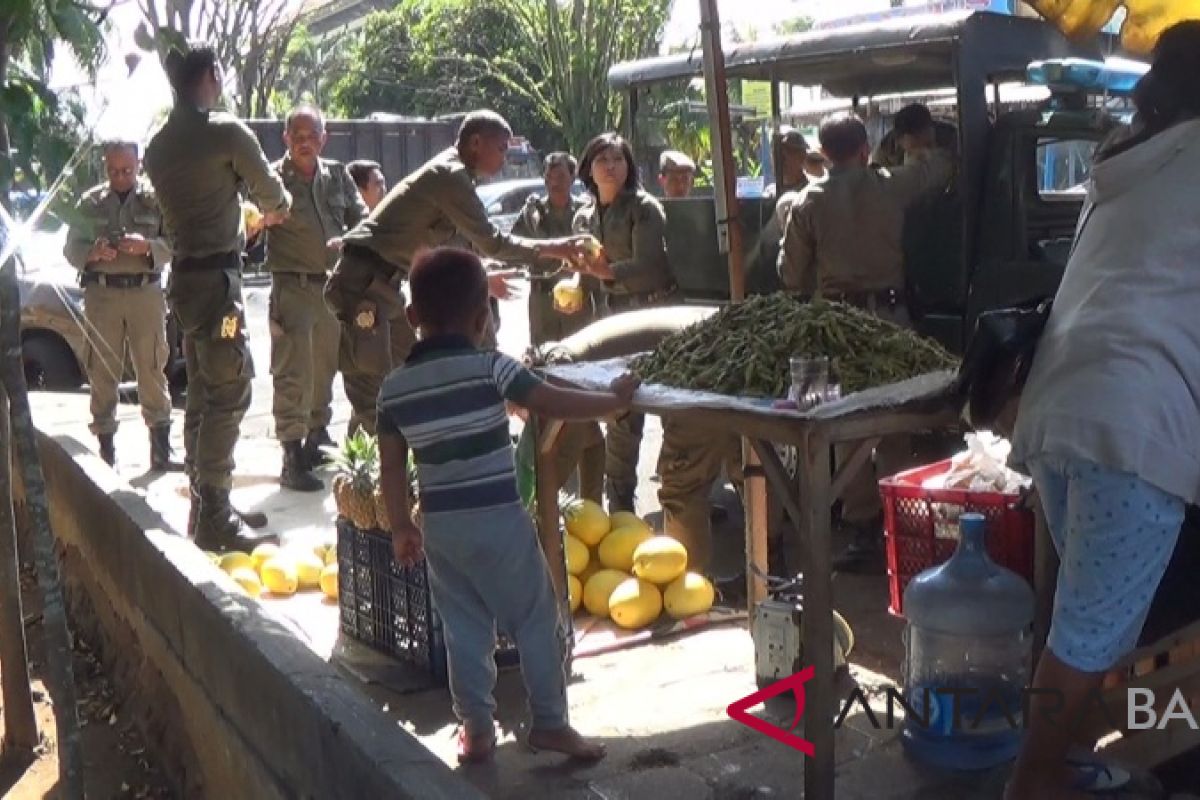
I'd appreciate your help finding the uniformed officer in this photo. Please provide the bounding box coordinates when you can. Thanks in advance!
[347,160,387,211]
[657,150,696,199]
[512,152,604,503]
[324,110,587,435]
[571,133,676,514]
[763,126,829,247]
[266,106,368,490]
[145,42,291,550]
[63,140,177,471]
[778,112,952,572]
[871,103,958,169]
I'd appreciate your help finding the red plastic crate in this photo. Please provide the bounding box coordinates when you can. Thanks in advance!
[880,459,1034,617]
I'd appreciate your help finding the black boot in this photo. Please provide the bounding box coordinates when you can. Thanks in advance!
[280,440,324,492]
[97,433,116,467]
[302,427,334,470]
[149,425,185,472]
[193,484,278,552]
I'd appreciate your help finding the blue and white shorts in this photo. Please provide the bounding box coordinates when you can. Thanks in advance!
[1027,454,1185,673]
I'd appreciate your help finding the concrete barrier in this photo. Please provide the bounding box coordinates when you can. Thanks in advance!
[22,433,483,800]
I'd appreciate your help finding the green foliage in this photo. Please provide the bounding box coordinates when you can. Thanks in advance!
[271,24,352,116]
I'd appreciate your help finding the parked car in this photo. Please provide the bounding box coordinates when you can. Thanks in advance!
[477,178,587,233]
[16,226,186,393]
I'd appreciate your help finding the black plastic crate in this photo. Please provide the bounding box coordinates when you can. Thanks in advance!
[336,518,522,684]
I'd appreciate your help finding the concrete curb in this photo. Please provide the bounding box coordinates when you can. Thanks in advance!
[27,432,483,800]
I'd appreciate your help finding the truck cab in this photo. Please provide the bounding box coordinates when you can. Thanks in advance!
[607,11,1140,354]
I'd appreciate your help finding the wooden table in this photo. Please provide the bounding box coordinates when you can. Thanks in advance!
[531,361,961,800]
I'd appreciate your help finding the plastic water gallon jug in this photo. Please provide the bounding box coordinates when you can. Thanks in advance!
[901,512,1034,770]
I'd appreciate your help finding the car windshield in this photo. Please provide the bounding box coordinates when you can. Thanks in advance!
[476,182,525,207]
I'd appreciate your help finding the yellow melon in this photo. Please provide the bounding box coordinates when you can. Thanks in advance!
[632,536,688,585]
[567,574,582,613]
[324,545,338,566]
[219,552,255,575]
[597,526,654,572]
[577,557,600,587]
[320,564,339,599]
[582,569,629,617]
[564,534,589,576]
[608,578,663,630]
[609,511,651,534]
[261,558,298,596]
[230,567,262,597]
[562,499,610,547]
[663,573,715,619]
[251,543,281,571]
[293,552,325,590]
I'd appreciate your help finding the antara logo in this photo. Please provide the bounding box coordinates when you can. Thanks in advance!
[726,667,816,756]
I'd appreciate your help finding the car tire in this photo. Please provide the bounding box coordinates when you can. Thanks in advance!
[22,332,83,391]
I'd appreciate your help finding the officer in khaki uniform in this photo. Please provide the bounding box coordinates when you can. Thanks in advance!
[266,106,368,490]
[511,152,604,503]
[779,112,952,572]
[63,140,177,470]
[325,110,586,435]
[570,133,676,515]
[145,43,290,551]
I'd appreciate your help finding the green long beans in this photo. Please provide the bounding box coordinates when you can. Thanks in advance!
[631,295,958,397]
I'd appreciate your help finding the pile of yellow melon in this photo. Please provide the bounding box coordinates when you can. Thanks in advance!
[207,542,339,601]
[561,499,715,630]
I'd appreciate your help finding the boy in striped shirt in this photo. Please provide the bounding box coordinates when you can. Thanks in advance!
[377,247,638,763]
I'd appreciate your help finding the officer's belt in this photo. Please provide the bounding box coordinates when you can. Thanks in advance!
[271,271,328,288]
[812,288,904,311]
[81,272,160,289]
[173,251,242,273]
[608,282,679,306]
[342,243,401,280]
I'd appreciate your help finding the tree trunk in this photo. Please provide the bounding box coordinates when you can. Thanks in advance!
[0,384,38,755]
[0,252,84,798]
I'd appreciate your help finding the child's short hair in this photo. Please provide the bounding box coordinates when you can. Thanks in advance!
[409,247,489,330]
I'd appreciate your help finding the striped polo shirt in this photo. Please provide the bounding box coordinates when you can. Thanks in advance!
[377,334,542,514]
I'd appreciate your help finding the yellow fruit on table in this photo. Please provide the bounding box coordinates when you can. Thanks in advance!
[564,534,589,576]
[632,536,688,585]
[609,511,651,534]
[251,543,281,571]
[582,569,629,617]
[577,557,600,587]
[663,573,715,619]
[293,552,325,590]
[319,564,339,599]
[219,552,255,575]
[261,558,299,596]
[562,498,610,547]
[230,567,262,597]
[568,574,582,613]
[608,578,663,630]
[313,543,332,561]
[598,526,654,572]
[324,546,338,566]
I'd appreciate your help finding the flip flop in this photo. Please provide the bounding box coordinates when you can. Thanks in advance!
[456,727,497,764]
[235,508,268,529]
[1068,754,1132,793]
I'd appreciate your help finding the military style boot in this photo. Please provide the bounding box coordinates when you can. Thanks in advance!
[193,484,278,552]
[280,440,324,492]
[97,433,116,467]
[302,427,334,470]
[149,424,185,473]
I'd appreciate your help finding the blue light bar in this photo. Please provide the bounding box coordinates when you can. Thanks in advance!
[1026,57,1149,96]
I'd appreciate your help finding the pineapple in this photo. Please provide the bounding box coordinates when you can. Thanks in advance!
[373,485,390,533]
[331,430,378,530]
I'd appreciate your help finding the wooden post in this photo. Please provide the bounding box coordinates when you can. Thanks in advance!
[0,385,38,754]
[800,432,835,800]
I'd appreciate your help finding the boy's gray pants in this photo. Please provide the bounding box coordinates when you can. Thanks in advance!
[422,502,570,736]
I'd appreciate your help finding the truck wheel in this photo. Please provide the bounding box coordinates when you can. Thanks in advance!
[22,333,83,391]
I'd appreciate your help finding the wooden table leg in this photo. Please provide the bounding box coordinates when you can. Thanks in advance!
[800,432,836,800]
[534,416,567,604]
[743,439,769,608]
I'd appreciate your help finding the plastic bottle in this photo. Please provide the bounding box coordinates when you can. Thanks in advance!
[901,512,1035,770]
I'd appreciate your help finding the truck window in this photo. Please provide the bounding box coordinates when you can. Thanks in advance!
[1037,137,1097,200]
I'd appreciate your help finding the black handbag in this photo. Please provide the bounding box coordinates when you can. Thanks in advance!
[956,299,1053,430]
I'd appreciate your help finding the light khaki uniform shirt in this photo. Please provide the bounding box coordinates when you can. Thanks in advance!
[266,156,367,274]
[144,104,290,258]
[341,147,542,272]
[778,150,953,296]
[572,188,673,296]
[63,179,171,274]
[512,193,588,276]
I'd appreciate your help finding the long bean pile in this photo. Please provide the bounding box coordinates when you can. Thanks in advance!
[631,295,958,397]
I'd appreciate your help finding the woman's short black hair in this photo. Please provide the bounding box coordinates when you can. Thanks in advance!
[578,132,640,197]
[408,247,489,330]
[347,160,382,189]
[164,42,219,101]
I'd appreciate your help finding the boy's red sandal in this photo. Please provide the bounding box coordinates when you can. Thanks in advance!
[456,727,497,764]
